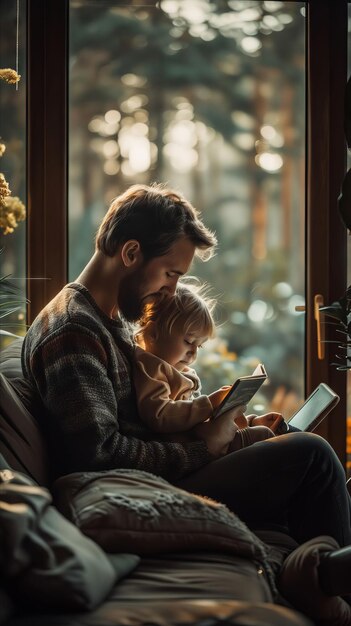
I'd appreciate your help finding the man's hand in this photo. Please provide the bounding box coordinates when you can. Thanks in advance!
[248,412,284,433]
[196,404,246,458]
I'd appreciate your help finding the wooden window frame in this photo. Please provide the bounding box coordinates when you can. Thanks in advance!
[27,0,68,321]
[306,0,348,463]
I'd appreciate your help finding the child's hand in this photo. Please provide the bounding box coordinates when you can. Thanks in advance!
[248,412,284,433]
[208,386,231,409]
[233,412,249,429]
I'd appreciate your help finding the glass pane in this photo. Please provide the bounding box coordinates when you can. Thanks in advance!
[69,0,306,417]
[0,0,27,344]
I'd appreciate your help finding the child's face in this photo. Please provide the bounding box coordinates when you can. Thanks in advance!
[145,320,208,372]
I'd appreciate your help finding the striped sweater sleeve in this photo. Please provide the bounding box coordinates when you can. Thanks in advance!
[24,324,211,481]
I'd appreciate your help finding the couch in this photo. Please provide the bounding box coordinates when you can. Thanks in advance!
[0,339,349,626]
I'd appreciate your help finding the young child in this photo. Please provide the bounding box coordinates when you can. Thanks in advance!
[133,281,282,449]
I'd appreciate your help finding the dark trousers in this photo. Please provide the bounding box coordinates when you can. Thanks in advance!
[176,432,351,547]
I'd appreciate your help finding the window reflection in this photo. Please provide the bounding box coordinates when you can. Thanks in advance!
[69,0,305,417]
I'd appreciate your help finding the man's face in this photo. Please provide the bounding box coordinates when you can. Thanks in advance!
[118,237,196,322]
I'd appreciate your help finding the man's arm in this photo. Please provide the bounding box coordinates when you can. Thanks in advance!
[23,325,211,481]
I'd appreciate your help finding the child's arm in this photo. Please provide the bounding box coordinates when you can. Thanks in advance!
[228,425,275,452]
[227,412,285,452]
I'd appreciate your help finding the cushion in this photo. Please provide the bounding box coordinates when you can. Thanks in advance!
[0,374,50,486]
[53,468,278,599]
[2,600,313,626]
[0,338,23,379]
[0,467,140,612]
[278,535,351,626]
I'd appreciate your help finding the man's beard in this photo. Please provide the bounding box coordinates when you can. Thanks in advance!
[118,266,151,322]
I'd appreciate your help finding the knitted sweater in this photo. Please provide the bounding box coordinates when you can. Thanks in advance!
[21,283,211,480]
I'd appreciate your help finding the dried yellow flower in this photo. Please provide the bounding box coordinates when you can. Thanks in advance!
[0,68,21,84]
[0,195,26,235]
[0,173,11,203]
[0,144,5,157]
[7,195,25,220]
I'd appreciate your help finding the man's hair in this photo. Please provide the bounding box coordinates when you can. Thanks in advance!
[95,183,217,261]
[137,279,216,342]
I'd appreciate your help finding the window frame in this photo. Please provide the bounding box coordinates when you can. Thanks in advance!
[306,0,348,462]
[26,0,68,322]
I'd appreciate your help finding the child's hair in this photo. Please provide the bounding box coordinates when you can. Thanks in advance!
[137,279,216,342]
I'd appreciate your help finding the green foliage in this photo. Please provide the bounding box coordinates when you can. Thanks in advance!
[0,250,27,337]
[338,168,351,231]
[320,286,351,371]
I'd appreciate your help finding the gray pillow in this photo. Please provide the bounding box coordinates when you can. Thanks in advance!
[0,337,23,379]
[0,468,140,612]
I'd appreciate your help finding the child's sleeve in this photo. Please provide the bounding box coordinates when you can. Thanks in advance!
[228,425,275,452]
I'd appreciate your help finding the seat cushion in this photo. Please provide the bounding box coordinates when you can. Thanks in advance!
[0,338,23,379]
[3,599,313,626]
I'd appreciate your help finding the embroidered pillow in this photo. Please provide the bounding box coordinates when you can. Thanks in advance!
[53,468,277,597]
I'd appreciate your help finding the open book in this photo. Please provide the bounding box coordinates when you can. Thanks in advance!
[213,364,267,419]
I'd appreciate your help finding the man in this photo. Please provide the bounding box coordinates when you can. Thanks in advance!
[22,183,234,480]
[23,183,351,553]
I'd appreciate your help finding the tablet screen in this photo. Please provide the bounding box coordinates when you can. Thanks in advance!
[287,383,339,432]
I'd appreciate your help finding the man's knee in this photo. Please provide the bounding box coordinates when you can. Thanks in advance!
[283,431,341,470]
[284,431,329,449]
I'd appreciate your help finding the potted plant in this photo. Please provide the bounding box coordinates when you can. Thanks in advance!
[320,285,351,371]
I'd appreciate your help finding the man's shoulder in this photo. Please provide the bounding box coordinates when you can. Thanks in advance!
[24,283,106,350]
